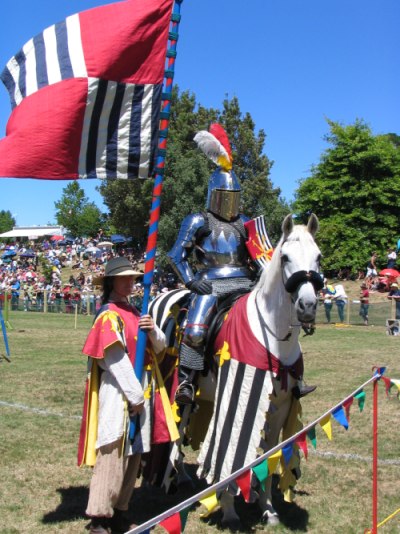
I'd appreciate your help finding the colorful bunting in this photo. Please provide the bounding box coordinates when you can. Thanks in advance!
[282,442,294,466]
[252,460,269,491]
[160,512,181,534]
[267,451,282,475]
[236,470,252,503]
[179,508,189,532]
[199,492,218,517]
[319,414,332,440]
[354,390,366,412]
[332,406,349,430]
[390,379,400,398]
[342,397,354,421]
[307,426,317,449]
[132,373,400,534]
[295,432,308,459]
[373,366,386,377]
[382,377,392,396]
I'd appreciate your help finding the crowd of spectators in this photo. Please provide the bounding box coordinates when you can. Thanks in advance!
[0,232,180,315]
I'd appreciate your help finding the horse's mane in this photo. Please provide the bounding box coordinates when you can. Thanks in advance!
[254,224,311,294]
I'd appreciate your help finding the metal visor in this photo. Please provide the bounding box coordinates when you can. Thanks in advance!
[209,189,241,220]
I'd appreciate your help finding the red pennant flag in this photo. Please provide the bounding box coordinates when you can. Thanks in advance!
[342,397,353,422]
[382,376,392,396]
[160,512,182,534]
[236,470,252,503]
[295,432,308,459]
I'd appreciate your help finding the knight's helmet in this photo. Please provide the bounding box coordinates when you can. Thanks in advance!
[194,124,241,221]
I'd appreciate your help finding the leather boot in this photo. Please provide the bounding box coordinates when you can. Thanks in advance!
[292,381,317,399]
[175,366,197,405]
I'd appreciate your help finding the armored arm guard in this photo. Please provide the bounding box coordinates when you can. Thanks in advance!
[167,213,206,285]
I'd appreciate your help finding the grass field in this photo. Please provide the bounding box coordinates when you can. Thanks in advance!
[0,309,400,533]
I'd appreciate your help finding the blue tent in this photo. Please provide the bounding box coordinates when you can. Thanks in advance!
[111,234,127,244]
[19,249,36,258]
[2,250,16,258]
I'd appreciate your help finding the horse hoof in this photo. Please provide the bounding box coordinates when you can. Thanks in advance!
[221,518,243,532]
[262,512,279,526]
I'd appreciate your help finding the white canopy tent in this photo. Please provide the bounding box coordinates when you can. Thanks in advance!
[0,226,64,238]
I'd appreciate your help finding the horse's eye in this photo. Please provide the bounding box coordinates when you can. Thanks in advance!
[281,254,289,264]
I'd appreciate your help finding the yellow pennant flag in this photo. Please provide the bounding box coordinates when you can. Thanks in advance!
[320,414,332,440]
[391,379,400,393]
[199,492,219,517]
[267,450,282,474]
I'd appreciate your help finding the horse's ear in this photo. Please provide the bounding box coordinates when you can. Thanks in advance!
[282,214,294,238]
[307,213,319,236]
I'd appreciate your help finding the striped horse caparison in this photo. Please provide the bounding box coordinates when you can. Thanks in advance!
[149,213,321,529]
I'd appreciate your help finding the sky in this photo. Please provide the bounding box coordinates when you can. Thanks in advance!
[0,0,399,227]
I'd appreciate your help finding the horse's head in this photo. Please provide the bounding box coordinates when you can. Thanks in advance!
[279,213,322,325]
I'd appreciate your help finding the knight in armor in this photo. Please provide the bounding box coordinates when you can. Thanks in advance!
[168,124,257,404]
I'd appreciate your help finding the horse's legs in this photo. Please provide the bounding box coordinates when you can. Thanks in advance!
[258,385,293,525]
[220,491,242,531]
[258,477,279,526]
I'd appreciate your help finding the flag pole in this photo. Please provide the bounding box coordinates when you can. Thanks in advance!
[0,308,11,361]
[130,0,183,439]
[371,374,379,534]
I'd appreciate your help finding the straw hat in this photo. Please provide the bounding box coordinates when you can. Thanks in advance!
[93,257,143,286]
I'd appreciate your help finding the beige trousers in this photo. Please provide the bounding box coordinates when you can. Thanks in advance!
[86,439,141,518]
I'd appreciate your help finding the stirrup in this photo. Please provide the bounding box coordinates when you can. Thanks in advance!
[175,381,195,405]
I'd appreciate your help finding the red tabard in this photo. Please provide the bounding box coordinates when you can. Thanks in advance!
[214,293,303,389]
[83,302,141,365]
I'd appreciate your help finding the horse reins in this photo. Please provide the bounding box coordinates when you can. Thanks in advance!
[255,293,294,342]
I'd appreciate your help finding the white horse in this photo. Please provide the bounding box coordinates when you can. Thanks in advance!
[195,213,321,528]
[148,214,322,528]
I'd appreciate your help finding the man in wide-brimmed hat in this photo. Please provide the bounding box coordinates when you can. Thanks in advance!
[78,257,166,534]
[388,282,400,320]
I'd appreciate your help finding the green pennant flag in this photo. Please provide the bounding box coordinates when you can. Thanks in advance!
[252,460,269,491]
[307,426,317,449]
[354,390,366,412]
[180,507,190,531]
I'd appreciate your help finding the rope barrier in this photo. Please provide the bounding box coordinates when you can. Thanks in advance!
[126,372,382,534]
[365,507,400,533]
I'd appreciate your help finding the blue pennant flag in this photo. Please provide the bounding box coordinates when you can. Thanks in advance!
[332,406,349,430]
[282,442,294,465]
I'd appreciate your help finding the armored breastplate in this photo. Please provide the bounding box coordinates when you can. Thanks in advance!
[194,212,248,269]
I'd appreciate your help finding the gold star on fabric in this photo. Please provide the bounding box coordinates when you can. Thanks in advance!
[216,341,231,367]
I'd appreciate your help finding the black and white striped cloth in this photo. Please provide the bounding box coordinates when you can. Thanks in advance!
[197,357,274,485]
[0,1,173,180]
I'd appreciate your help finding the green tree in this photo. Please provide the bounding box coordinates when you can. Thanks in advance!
[0,210,15,234]
[99,87,288,261]
[55,182,105,238]
[293,119,400,274]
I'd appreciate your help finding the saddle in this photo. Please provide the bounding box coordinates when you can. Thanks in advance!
[204,287,251,368]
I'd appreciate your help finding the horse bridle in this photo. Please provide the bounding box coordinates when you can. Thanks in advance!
[283,269,323,295]
[255,262,323,342]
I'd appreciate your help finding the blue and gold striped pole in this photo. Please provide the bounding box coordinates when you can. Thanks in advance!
[130,0,183,440]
